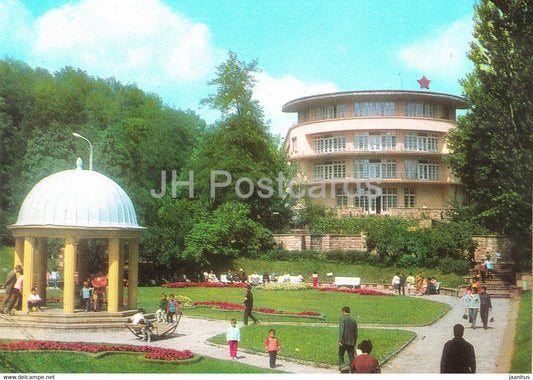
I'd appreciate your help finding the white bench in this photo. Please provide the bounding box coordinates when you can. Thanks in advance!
[334,277,361,289]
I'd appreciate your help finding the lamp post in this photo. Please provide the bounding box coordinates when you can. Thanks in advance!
[72,133,93,170]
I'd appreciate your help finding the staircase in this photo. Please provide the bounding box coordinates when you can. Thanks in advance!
[459,262,520,299]
[0,307,140,331]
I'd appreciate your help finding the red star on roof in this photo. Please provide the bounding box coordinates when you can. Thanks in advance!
[417,75,431,89]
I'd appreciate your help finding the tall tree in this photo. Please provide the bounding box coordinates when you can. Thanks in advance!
[447,0,532,264]
[191,51,292,231]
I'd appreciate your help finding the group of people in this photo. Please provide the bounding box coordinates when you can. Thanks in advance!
[79,271,108,312]
[391,271,439,296]
[1,265,44,314]
[463,283,493,330]
[338,306,381,373]
[225,318,282,368]
[155,293,181,324]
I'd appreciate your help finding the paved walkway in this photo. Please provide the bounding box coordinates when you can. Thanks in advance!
[0,295,518,374]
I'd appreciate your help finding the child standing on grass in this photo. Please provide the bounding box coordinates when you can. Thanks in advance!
[265,328,281,368]
[226,319,240,360]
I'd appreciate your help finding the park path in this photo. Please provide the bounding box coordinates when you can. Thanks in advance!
[0,294,518,374]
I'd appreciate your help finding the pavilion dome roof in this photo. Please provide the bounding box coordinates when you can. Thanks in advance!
[13,159,140,229]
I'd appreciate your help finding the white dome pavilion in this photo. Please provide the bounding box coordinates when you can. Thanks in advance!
[13,159,140,229]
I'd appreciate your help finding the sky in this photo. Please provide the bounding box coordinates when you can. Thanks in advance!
[0,0,477,137]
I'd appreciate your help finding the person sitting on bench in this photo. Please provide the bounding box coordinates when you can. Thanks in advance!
[131,308,152,342]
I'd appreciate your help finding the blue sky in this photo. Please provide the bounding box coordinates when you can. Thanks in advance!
[1,0,477,136]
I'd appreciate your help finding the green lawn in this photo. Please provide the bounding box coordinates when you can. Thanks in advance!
[0,246,13,284]
[0,350,279,373]
[139,286,450,325]
[210,325,415,365]
[510,290,532,373]
[234,257,464,288]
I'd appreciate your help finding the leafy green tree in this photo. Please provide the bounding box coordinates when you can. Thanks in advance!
[200,51,263,119]
[190,51,292,231]
[447,0,532,266]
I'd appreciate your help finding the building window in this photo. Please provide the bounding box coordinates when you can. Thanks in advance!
[382,188,398,210]
[382,160,397,178]
[313,160,346,180]
[354,159,396,179]
[354,187,370,211]
[336,187,348,207]
[405,102,435,118]
[354,132,396,151]
[290,137,297,153]
[404,188,416,208]
[404,132,438,152]
[354,102,395,116]
[315,105,335,120]
[336,104,345,118]
[404,160,440,180]
[314,134,346,154]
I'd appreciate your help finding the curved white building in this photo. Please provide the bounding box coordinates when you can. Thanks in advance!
[283,90,468,217]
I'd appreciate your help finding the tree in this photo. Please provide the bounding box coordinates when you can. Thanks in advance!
[190,51,292,231]
[446,0,532,266]
[200,51,263,119]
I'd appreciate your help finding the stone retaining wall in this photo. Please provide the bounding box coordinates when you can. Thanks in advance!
[275,234,513,260]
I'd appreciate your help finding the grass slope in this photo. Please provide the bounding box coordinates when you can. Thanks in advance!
[234,258,464,288]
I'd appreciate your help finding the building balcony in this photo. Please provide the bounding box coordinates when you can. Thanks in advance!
[303,171,461,186]
[288,147,445,160]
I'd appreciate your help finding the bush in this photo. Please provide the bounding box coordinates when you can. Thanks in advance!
[397,254,420,268]
[438,257,471,275]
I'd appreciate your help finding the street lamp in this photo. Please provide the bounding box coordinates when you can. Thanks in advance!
[72,133,93,170]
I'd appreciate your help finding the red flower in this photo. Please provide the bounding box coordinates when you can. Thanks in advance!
[163,282,248,289]
[319,287,391,296]
[191,301,321,316]
[0,340,194,361]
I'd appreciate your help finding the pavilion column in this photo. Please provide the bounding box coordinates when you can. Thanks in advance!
[35,238,48,306]
[63,237,77,313]
[13,237,24,269]
[108,238,120,313]
[127,239,139,310]
[118,240,125,307]
[21,237,35,313]
[78,239,89,285]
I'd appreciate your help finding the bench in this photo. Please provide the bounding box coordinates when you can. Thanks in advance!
[125,313,182,341]
[334,277,361,289]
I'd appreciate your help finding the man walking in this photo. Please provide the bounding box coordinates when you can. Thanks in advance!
[440,324,476,373]
[243,284,258,325]
[479,286,493,330]
[399,270,406,295]
[338,306,358,372]
[1,265,22,314]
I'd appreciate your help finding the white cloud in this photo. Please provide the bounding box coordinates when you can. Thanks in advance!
[0,0,34,58]
[30,0,217,90]
[254,72,339,137]
[397,17,474,80]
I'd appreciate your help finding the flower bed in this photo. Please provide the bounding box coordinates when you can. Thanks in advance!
[191,301,323,318]
[257,282,312,291]
[319,287,392,296]
[0,341,194,362]
[162,282,248,288]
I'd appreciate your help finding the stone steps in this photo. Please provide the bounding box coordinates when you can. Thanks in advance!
[0,308,140,331]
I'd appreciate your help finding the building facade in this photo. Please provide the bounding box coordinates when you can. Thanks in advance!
[282,90,468,218]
